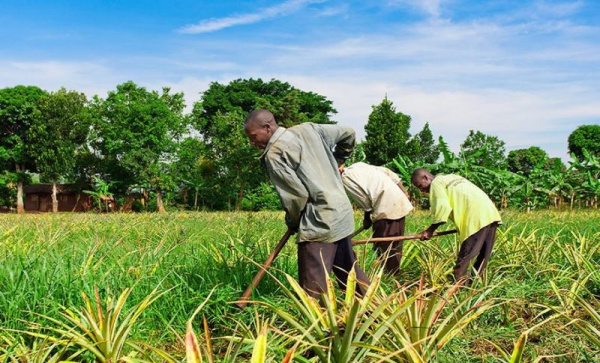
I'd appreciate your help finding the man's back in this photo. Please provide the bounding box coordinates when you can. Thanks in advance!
[263,123,355,243]
[342,162,413,221]
[430,174,501,242]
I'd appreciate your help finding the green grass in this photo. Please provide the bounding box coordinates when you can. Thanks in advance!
[0,210,599,361]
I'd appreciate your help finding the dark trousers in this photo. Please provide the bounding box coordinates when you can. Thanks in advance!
[372,218,405,275]
[454,222,499,281]
[297,236,370,299]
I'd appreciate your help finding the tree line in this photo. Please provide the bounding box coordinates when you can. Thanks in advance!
[1,78,599,213]
[359,97,600,210]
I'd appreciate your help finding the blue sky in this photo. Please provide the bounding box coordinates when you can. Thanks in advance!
[2,0,599,160]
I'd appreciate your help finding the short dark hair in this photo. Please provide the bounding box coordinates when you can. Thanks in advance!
[411,168,431,184]
[245,109,276,127]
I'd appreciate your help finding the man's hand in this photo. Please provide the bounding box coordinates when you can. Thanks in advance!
[338,162,345,174]
[362,212,372,230]
[419,229,434,240]
[285,213,300,235]
[420,223,443,240]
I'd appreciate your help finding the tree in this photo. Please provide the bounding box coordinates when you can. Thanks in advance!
[89,81,186,213]
[459,130,506,169]
[407,122,439,164]
[568,124,600,161]
[28,88,90,213]
[172,137,215,210]
[507,146,548,176]
[544,157,565,172]
[569,148,600,208]
[0,85,47,213]
[190,78,337,209]
[364,97,411,166]
[0,171,17,209]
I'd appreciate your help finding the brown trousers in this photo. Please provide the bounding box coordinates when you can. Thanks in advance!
[297,236,370,299]
[372,217,405,275]
[454,222,499,281]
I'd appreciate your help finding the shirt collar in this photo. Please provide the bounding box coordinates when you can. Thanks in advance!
[260,126,286,159]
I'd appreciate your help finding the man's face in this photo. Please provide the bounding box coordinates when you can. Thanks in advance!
[244,123,271,149]
[413,175,432,194]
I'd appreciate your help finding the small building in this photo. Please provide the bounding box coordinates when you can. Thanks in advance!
[24,184,92,212]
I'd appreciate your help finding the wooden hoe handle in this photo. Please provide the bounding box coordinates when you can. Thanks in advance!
[351,229,457,246]
[235,229,294,309]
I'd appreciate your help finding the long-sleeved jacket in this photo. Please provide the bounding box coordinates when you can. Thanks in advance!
[261,123,355,243]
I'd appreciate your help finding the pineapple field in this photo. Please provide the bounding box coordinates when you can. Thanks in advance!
[0,210,599,362]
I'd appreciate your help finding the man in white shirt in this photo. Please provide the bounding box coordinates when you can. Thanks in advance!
[340,162,413,275]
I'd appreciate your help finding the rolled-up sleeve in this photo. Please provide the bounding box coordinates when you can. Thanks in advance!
[264,148,308,229]
[316,124,356,163]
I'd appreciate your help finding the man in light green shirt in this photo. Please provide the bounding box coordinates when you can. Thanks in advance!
[244,109,370,298]
[411,168,501,282]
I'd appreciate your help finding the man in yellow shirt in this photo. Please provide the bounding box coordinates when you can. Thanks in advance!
[411,168,501,282]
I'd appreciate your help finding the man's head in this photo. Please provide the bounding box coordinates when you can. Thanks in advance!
[244,109,279,149]
[411,168,435,194]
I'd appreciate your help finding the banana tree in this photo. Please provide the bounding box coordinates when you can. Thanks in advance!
[569,149,600,207]
[391,155,424,206]
[83,176,114,212]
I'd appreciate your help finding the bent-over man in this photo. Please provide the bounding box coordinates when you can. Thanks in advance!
[244,109,370,298]
[411,168,501,282]
[340,162,413,275]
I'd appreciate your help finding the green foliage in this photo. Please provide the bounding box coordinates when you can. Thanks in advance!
[0,171,17,208]
[459,130,506,169]
[347,141,366,166]
[0,85,47,171]
[172,137,215,210]
[0,85,47,211]
[89,81,187,203]
[242,182,281,211]
[393,136,585,211]
[195,79,336,132]
[408,122,439,164]
[17,286,173,362]
[363,97,412,166]
[568,124,600,161]
[190,78,337,209]
[545,157,566,172]
[83,176,114,212]
[28,88,90,182]
[2,211,599,361]
[265,270,497,362]
[507,146,548,176]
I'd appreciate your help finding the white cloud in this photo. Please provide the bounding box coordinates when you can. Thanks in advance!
[178,0,326,34]
[258,67,597,160]
[0,61,119,97]
[387,0,446,18]
[3,0,598,162]
[153,76,216,111]
[316,4,349,17]
[532,0,584,17]
[3,61,107,82]
[419,0,443,18]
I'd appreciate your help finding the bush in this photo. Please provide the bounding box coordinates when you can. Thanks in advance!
[242,182,281,211]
